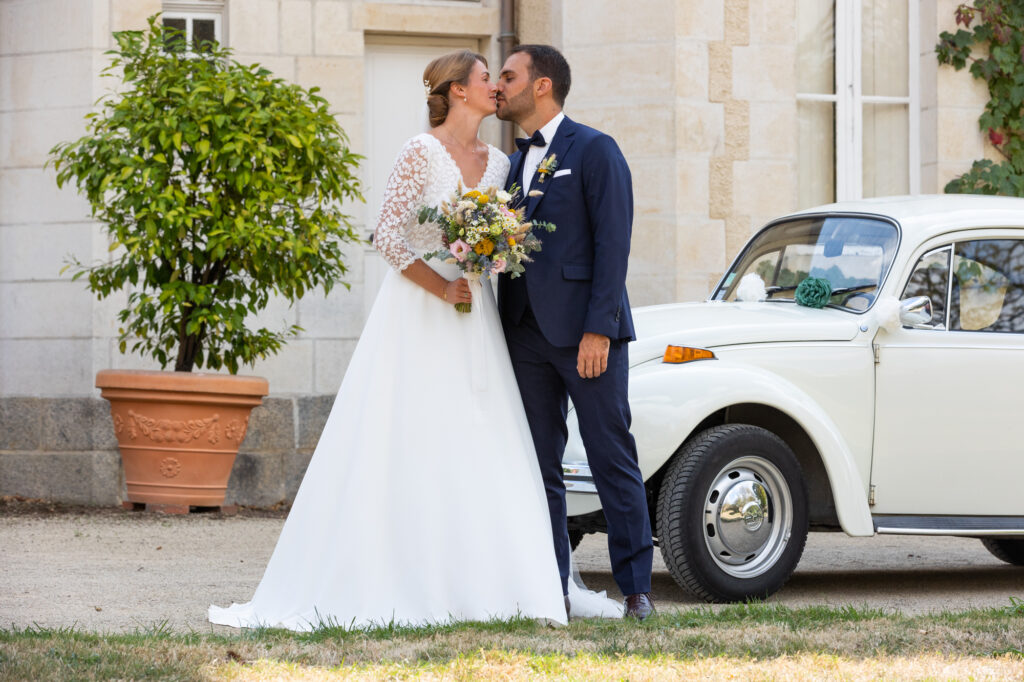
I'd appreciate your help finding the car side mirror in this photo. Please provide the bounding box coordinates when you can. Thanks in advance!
[899,296,933,328]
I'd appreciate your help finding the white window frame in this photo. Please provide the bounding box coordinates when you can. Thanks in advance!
[797,0,920,201]
[162,1,225,50]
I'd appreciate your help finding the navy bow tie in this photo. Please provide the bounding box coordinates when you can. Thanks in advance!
[515,130,546,153]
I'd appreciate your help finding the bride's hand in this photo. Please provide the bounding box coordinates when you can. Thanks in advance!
[443,278,472,306]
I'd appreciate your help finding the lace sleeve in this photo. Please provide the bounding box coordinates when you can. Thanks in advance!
[373,137,429,272]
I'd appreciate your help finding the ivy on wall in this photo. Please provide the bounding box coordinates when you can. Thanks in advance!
[936,1,1024,196]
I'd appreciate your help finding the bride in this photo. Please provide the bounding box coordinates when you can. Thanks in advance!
[209,50,618,631]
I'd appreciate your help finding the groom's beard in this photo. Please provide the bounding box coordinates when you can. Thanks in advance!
[496,86,535,124]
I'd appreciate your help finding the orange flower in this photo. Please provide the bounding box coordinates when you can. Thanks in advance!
[508,237,516,247]
[473,239,495,256]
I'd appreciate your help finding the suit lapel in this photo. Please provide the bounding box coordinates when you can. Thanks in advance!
[507,149,527,207]
[525,117,577,220]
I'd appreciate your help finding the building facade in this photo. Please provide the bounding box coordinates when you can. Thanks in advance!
[0,0,993,504]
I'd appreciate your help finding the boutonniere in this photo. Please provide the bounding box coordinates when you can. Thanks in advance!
[536,153,558,183]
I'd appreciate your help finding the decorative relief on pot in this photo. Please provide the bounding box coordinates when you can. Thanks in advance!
[207,424,221,445]
[112,413,124,435]
[224,416,249,444]
[159,457,182,478]
[126,410,220,443]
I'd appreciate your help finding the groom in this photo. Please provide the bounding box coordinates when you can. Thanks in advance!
[495,45,654,619]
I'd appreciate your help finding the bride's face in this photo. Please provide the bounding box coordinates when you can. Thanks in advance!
[459,60,497,115]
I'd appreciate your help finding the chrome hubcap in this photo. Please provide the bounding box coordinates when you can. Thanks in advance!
[703,456,792,578]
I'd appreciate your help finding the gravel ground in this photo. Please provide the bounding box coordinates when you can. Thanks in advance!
[1,502,1022,633]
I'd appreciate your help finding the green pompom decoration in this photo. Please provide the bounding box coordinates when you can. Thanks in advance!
[795,277,832,308]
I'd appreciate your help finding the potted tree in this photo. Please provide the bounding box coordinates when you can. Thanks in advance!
[49,17,364,513]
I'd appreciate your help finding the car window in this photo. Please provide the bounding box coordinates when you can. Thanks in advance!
[950,239,1024,333]
[902,246,950,328]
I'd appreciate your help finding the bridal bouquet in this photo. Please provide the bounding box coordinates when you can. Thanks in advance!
[419,184,555,312]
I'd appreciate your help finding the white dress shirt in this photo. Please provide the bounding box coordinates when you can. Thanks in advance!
[522,111,565,194]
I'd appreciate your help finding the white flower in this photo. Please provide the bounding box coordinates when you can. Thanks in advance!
[735,273,767,302]
[495,190,511,204]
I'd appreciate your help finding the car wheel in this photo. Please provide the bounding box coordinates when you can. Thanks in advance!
[980,538,1024,566]
[657,424,809,602]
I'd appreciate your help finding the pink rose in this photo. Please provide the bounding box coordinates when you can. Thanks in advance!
[450,239,470,262]
[491,257,507,274]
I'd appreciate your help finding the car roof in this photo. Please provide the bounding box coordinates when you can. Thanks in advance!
[786,194,1024,240]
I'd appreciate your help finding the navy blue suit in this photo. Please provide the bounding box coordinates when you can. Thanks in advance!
[498,116,653,596]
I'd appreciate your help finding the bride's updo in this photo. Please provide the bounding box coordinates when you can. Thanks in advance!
[423,50,487,128]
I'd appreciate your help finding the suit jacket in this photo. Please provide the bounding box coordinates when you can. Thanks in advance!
[498,115,636,347]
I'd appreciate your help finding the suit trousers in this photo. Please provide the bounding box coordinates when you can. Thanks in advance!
[505,305,653,596]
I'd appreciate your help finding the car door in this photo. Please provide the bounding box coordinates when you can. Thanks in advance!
[870,235,1024,516]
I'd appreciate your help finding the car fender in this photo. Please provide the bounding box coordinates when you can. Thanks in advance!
[566,359,874,536]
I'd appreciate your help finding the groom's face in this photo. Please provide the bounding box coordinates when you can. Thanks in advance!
[495,52,536,124]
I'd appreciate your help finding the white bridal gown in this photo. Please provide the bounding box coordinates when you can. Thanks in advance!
[209,134,597,630]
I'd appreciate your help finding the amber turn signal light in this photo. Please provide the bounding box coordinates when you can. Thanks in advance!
[663,345,715,364]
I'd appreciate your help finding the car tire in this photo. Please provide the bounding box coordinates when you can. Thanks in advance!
[657,424,809,602]
[980,538,1024,566]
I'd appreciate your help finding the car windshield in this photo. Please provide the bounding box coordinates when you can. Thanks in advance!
[712,215,900,312]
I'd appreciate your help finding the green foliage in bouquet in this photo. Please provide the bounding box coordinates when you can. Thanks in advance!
[936,1,1024,196]
[49,16,364,373]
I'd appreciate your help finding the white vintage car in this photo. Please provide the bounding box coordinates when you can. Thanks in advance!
[565,194,1024,602]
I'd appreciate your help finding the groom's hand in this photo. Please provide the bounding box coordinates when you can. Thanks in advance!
[577,333,610,379]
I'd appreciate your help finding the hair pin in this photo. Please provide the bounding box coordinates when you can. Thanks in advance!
[423,79,431,99]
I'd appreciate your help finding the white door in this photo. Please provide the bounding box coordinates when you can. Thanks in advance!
[871,235,1024,515]
[363,38,484,306]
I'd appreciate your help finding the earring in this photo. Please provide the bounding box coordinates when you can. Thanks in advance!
[463,96,467,103]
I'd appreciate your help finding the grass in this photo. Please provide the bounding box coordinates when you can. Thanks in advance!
[3,602,1024,680]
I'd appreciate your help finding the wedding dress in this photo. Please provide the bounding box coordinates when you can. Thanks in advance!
[208,134,619,630]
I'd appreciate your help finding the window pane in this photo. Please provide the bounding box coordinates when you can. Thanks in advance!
[902,248,950,328]
[951,240,1024,333]
[862,103,908,197]
[193,19,216,51]
[797,0,835,94]
[862,0,908,97]
[798,101,835,208]
[163,17,187,52]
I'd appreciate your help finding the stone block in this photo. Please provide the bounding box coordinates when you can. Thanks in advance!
[0,223,92,283]
[936,61,988,108]
[281,0,313,55]
[0,339,95,396]
[225,451,286,506]
[567,43,675,99]
[747,101,796,160]
[0,51,95,111]
[109,0,159,33]
[936,108,984,162]
[920,106,938,166]
[921,162,939,195]
[296,56,364,114]
[673,156,711,215]
[564,0,674,46]
[351,4,497,37]
[675,41,709,100]
[41,398,116,452]
[248,340,314,394]
[630,217,677,274]
[732,45,796,101]
[0,168,92,226]
[675,215,727,274]
[919,53,938,110]
[0,281,93,338]
[708,156,733,219]
[238,397,295,453]
[732,159,795,217]
[676,0,725,40]
[0,107,91,169]
[296,286,365,338]
[284,449,314,499]
[0,0,94,55]
[625,273,675,307]
[0,397,43,450]
[674,100,724,155]
[227,0,279,54]
[708,41,731,103]
[313,339,357,394]
[296,394,334,451]
[724,0,750,45]
[516,0,561,46]
[724,214,756,263]
[570,104,673,159]
[89,450,123,505]
[749,0,795,45]
[675,271,719,303]
[0,452,95,504]
[629,157,677,218]
[314,2,362,56]
[245,293,299,337]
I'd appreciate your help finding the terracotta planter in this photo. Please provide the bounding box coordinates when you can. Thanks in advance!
[96,369,269,513]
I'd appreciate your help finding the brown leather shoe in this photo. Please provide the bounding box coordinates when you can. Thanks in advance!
[624,593,655,621]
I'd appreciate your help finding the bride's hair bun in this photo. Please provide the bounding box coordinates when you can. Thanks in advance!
[423,49,487,128]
